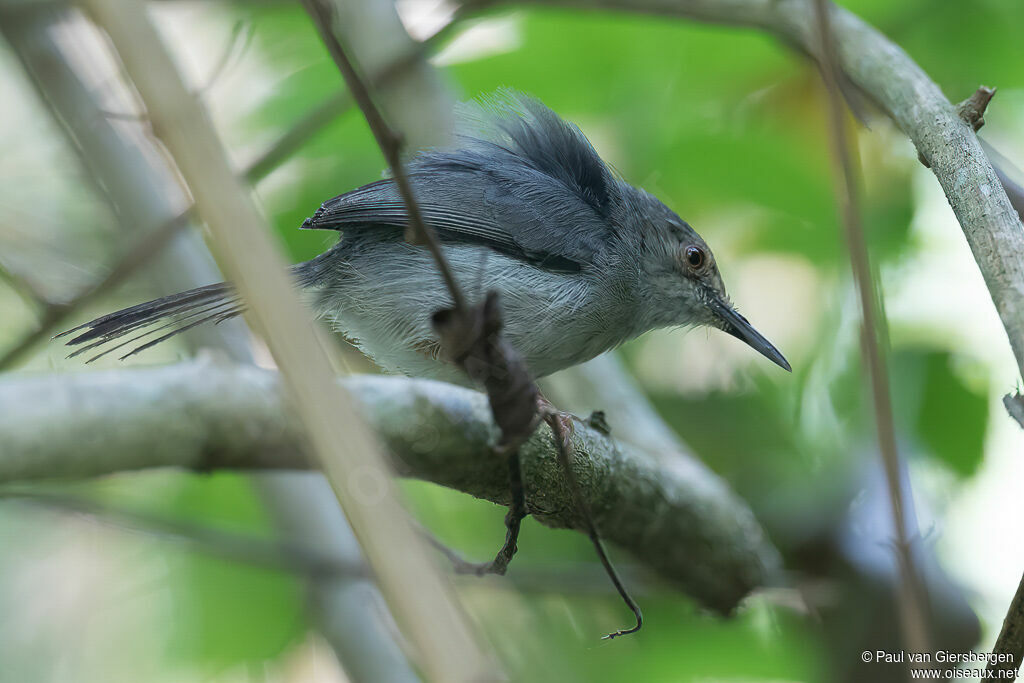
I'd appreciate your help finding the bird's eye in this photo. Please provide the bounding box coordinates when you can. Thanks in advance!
[685,245,705,270]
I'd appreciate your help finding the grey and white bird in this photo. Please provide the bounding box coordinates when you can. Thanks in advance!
[59,92,790,380]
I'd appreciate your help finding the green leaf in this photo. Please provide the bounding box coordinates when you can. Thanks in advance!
[915,352,988,477]
[890,350,989,477]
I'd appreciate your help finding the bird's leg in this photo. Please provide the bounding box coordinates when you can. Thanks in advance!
[472,394,570,576]
[482,448,527,576]
[428,391,642,637]
[474,388,596,577]
[441,398,558,577]
[430,399,560,578]
[427,447,527,577]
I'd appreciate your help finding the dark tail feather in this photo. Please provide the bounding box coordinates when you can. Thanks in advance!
[57,282,244,363]
[56,256,332,363]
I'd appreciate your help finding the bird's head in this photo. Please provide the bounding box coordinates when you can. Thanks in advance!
[624,194,791,372]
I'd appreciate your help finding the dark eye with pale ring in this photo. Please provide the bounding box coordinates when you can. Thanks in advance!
[685,245,705,270]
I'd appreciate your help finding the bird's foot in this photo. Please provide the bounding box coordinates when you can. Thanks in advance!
[537,394,577,448]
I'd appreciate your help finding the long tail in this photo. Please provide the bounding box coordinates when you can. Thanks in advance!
[57,258,327,363]
[56,283,244,363]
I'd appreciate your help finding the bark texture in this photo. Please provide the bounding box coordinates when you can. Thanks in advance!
[0,359,780,614]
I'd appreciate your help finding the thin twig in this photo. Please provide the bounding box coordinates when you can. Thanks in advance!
[1,490,359,577]
[543,409,642,639]
[244,12,466,183]
[0,211,190,371]
[301,0,644,636]
[300,0,468,314]
[0,11,470,371]
[812,0,930,659]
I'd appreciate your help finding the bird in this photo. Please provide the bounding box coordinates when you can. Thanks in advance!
[57,91,790,381]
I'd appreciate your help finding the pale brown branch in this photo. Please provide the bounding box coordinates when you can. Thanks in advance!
[81,1,491,679]
[0,8,465,371]
[811,0,930,663]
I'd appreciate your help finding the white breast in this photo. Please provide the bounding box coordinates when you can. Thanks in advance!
[312,240,641,383]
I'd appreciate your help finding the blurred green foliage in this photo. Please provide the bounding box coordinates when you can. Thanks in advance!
[2,0,1022,680]
[157,474,305,665]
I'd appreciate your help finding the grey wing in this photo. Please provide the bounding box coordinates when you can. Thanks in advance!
[300,153,613,273]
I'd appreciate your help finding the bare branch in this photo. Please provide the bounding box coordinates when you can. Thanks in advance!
[0,359,781,614]
[301,0,468,313]
[811,0,930,660]
[81,1,491,679]
[0,7,466,371]
[244,12,465,183]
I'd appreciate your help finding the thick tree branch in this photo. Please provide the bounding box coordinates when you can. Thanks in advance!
[0,359,780,614]
[528,0,1024,381]
[529,0,1024,667]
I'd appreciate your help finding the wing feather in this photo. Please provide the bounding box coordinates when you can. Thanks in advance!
[301,93,620,273]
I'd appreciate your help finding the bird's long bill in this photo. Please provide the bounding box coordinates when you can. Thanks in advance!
[709,298,792,372]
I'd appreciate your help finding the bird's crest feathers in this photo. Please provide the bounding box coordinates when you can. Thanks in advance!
[454,90,617,216]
